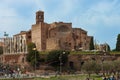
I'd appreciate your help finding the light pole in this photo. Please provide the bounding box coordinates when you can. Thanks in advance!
[59,51,65,75]
[33,48,36,77]
[101,57,104,76]
[17,67,20,80]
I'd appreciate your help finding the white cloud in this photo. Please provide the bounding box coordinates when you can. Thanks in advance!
[1,0,35,5]
[35,0,46,11]
[91,1,113,14]
[37,0,81,23]
[0,0,120,49]
[0,5,18,36]
[102,15,120,27]
[0,8,17,17]
[57,0,79,15]
[0,0,36,37]
[76,0,120,28]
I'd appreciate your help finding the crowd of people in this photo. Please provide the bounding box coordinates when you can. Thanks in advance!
[102,75,120,80]
[85,75,120,80]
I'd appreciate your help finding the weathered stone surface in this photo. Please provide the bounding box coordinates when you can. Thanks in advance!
[32,11,92,51]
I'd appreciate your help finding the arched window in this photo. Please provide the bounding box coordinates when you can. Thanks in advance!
[22,57,24,63]
[58,25,69,32]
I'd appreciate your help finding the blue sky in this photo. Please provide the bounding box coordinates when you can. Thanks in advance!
[0,0,120,49]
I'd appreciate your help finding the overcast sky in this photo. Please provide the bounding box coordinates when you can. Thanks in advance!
[0,0,120,49]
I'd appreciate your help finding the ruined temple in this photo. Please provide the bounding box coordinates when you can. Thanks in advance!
[0,10,93,65]
[32,11,93,51]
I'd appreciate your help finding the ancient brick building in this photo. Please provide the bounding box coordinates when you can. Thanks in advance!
[32,10,93,51]
[0,10,93,67]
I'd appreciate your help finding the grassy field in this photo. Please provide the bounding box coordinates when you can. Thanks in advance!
[110,51,120,54]
[0,74,102,80]
[70,51,97,54]
[34,74,102,80]
[40,50,120,55]
[40,51,98,55]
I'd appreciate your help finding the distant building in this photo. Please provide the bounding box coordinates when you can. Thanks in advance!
[99,43,109,52]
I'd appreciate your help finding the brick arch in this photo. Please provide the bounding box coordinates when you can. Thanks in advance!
[57,25,70,32]
[18,54,26,63]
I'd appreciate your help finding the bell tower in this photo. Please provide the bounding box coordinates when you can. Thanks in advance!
[36,10,44,24]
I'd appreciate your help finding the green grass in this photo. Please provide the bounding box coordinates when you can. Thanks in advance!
[70,51,120,55]
[70,51,98,54]
[0,78,33,80]
[34,74,102,80]
[39,50,120,55]
[110,51,120,54]
[39,51,49,54]
[39,51,98,55]
[0,74,102,80]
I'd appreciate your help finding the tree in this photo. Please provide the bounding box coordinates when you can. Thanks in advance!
[89,37,94,50]
[46,50,69,67]
[81,60,101,77]
[107,44,111,51]
[102,61,114,76]
[116,34,120,51]
[113,60,120,74]
[93,62,101,74]
[104,43,111,52]
[26,42,40,68]
[81,60,96,77]
[0,46,3,55]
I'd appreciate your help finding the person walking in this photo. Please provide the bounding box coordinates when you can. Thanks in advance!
[86,77,89,80]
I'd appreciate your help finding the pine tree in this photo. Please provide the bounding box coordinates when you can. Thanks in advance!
[116,34,120,51]
[0,46,3,55]
[107,44,111,51]
[89,37,94,50]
